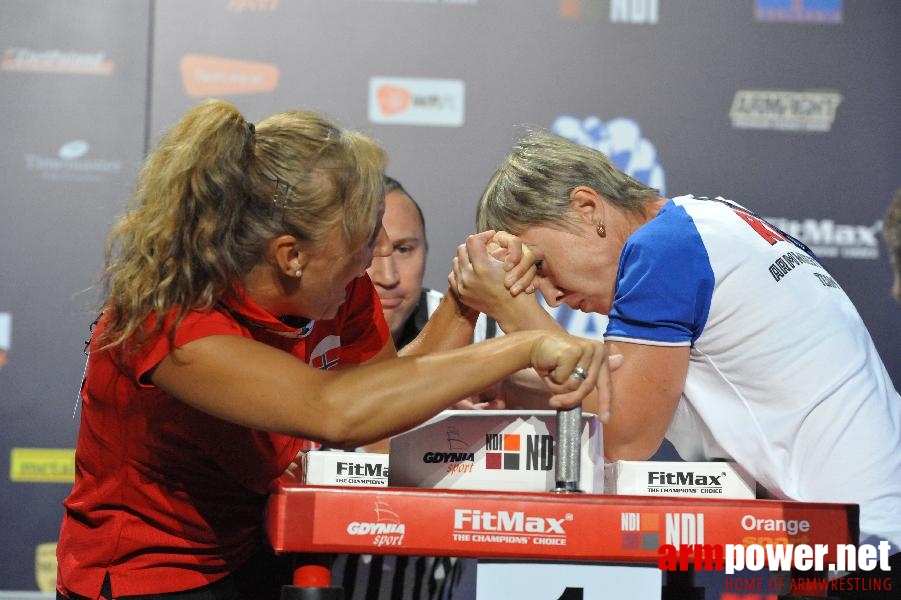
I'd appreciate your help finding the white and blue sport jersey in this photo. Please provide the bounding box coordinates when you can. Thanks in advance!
[606,195,901,551]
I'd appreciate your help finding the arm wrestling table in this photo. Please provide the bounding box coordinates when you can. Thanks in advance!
[266,479,859,599]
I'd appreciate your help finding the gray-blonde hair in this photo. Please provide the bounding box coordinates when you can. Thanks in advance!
[477,131,658,234]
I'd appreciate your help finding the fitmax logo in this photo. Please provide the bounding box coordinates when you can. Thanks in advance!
[648,472,723,486]
[454,509,569,534]
[336,462,388,477]
[766,217,881,260]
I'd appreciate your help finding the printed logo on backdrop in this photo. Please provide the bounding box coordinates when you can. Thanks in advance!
[180,55,279,97]
[764,217,881,260]
[546,115,666,339]
[365,0,477,5]
[559,0,602,19]
[552,115,666,194]
[559,0,657,23]
[1,47,114,75]
[0,312,10,370]
[610,0,659,24]
[730,90,842,132]
[26,140,122,183]
[368,77,465,127]
[754,0,842,24]
[9,448,75,483]
[227,0,280,12]
[35,542,57,593]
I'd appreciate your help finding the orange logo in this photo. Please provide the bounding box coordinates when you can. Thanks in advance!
[180,54,279,97]
[377,85,412,116]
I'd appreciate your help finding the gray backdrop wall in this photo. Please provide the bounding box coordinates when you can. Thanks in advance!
[1,0,898,593]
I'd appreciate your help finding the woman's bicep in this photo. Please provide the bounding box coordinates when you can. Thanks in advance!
[604,340,689,461]
[149,335,327,436]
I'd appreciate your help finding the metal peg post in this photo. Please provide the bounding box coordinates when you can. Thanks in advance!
[551,404,583,493]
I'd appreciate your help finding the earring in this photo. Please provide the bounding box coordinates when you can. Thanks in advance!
[294,269,303,279]
[596,221,607,238]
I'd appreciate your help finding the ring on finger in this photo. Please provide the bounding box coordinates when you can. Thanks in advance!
[570,366,588,381]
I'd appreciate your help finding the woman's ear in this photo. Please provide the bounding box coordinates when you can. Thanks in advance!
[569,186,604,225]
[269,235,306,278]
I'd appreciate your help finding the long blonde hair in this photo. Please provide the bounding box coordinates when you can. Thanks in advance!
[100,99,385,352]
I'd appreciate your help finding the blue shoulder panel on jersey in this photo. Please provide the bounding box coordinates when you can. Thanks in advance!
[606,201,714,345]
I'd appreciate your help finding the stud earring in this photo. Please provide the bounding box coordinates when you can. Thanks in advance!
[596,221,607,238]
[295,269,303,279]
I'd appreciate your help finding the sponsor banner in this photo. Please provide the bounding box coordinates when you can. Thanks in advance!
[552,115,666,195]
[1,47,114,75]
[729,90,843,132]
[25,140,122,183]
[0,312,10,362]
[180,54,279,97]
[227,0,280,12]
[605,461,756,499]
[10,448,75,483]
[35,542,57,593]
[559,0,605,20]
[765,217,881,260]
[302,450,389,487]
[609,0,659,24]
[755,0,842,24]
[365,0,478,4]
[560,0,658,23]
[268,483,856,563]
[368,77,465,127]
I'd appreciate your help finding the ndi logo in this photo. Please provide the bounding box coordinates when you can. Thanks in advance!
[485,433,553,471]
[619,511,705,548]
[551,115,666,195]
[666,513,705,546]
[620,511,661,550]
[610,0,658,24]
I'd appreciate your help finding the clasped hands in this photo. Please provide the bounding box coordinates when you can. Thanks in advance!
[449,230,616,422]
